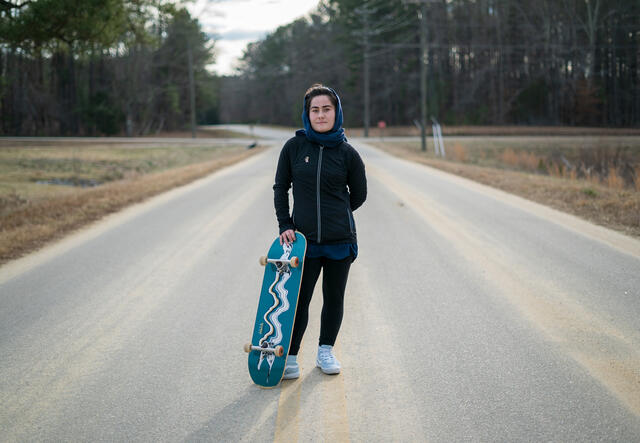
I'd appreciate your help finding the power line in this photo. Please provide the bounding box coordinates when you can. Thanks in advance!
[368,43,640,50]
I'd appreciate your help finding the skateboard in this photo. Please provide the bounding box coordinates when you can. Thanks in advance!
[244,232,306,387]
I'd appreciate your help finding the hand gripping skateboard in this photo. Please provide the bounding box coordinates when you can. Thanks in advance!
[244,232,306,387]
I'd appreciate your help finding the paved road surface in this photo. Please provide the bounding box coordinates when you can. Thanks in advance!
[1,127,640,441]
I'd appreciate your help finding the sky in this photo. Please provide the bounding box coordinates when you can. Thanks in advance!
[186,0,322,76]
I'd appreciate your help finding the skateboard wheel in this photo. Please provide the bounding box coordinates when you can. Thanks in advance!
[275,346,284,357]
[244,343,252,353]
[290,257,299,268]
[259,256,267,266]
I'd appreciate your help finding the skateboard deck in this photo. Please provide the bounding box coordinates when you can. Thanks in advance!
[245,232,306,387]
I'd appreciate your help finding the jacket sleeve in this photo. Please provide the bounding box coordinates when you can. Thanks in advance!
[273,141,295,234]
[347,147,367,211]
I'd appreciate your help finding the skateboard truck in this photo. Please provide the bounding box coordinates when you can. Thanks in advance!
[259,256,300,268]
[244,343,285,357]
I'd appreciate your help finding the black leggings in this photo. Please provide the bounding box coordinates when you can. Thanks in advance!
[289,255,352,356]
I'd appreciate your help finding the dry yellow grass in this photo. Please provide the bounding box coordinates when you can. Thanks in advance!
[0,146,264,264]
[347,125,640,137]
[370,141,640,239]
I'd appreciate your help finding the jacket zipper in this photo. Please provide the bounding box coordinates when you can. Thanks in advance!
[316,145,324,243]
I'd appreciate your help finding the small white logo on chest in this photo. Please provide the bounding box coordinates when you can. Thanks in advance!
[305,156,309,163]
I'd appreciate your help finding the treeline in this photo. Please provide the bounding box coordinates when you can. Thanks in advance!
[220,0,640,128]
[1,0,217,136]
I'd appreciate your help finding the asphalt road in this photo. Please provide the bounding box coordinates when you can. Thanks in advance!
[1,127,640,441]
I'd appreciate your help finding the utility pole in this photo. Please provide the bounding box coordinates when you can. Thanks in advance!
[187,41,197,139]
[363,11,371,138]
[404,0,437,152]
[354,5,374,138]
[418,3,427,152]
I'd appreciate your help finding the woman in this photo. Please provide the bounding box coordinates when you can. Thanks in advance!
[273,84,367,379]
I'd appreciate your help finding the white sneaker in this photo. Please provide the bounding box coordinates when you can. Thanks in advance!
[316,345,341,375]
[283,356,300,380]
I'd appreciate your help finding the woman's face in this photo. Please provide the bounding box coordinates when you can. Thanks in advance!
[309,95,336,133]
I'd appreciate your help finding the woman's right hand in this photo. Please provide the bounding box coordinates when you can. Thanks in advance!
[280,229,296,245]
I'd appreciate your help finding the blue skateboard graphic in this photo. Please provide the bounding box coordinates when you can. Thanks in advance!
[245,232,306,387]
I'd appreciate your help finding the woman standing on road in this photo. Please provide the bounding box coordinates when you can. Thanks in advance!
[273,84,367,379]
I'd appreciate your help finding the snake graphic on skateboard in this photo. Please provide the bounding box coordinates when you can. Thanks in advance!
[244,232,306,388]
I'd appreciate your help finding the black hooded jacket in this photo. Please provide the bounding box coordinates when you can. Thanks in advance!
[273,134,367,244]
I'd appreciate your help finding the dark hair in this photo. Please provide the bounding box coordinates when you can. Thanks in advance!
[304,83,338,115]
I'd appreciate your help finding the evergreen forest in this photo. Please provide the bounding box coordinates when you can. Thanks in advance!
[1,0,217,136]
[2,0,639,135]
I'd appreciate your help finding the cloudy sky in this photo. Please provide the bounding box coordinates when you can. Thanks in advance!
[186,0,321,76]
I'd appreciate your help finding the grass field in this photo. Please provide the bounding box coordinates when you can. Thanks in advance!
[369,136,640,238]
[348,125,640,137]
[0,143,247,212]
[391,136,640,188]
[0,140,263,264]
